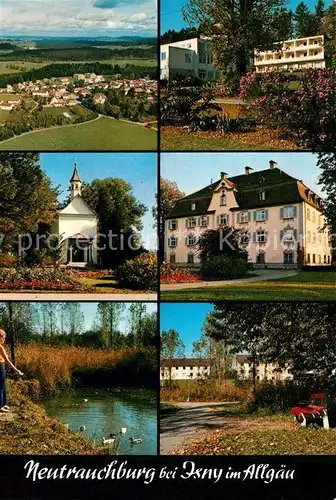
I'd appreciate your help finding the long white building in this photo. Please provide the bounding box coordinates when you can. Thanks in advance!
[254,35,325,73]
[160,37,219,80]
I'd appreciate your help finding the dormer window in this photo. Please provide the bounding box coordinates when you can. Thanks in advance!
[191,202,196,211]
[259,190,266,201]
[220,193,227,206]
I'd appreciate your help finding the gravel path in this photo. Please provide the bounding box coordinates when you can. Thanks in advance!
[160,402,239,454]
[161,269,298,291]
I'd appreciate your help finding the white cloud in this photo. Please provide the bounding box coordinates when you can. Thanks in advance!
[0,0,157,35]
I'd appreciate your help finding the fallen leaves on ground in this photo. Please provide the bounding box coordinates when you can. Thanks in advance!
[173,416,336,455]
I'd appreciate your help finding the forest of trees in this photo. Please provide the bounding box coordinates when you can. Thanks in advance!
[0,46,157,62]
[0,62,158,89]
[0,302,157,350]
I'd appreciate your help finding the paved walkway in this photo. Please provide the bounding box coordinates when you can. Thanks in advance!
[161,269,298,291]
[160,402,238,454]
[0,293,157,302]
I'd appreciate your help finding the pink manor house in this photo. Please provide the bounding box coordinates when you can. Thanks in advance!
[165,161,332,269]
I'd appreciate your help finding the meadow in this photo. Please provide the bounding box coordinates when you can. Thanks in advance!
[161,379,250,403]
[15,344,155,395]
[0,116,157,150]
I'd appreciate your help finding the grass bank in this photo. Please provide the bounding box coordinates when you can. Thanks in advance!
[16,344,156,394]
[0,116,157,150]
[161,126,299,151]
[161,271,336,301]
[0,380,106,454]
[174,404,336,455]
[161,379,251,403]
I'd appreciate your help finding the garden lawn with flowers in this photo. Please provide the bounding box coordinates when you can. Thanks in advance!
[0,268,87,292]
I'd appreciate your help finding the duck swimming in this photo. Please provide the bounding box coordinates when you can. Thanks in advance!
[129,437,143,444]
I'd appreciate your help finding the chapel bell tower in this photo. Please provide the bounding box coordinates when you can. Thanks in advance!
[70,161,82,199]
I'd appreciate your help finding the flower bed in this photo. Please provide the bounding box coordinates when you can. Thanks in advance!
[0,268,87,291]
[160,265,201,283]
[160,274,201,284]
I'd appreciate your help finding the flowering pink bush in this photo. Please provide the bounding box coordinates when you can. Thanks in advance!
[239,69,336,151]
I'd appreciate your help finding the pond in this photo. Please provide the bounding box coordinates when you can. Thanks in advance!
[43,387,157,455]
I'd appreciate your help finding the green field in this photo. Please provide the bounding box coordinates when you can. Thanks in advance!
[0,93,21,101]
[161,272,336,301]
[0,115,157,150]
[0,109,10,122]
[0,62,48,74]
[0,58,156,76]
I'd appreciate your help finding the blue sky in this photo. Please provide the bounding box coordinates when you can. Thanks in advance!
[161,0,333,32]
[160,303,214,357]
[161,152,324,198]
[40,153,157,250]
[1,0,157,37]
[69,302,157,332]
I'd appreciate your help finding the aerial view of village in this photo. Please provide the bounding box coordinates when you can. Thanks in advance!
[0,1,158,150]
[160,0,335,151]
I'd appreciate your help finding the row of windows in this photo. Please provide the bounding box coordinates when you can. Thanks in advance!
[168,251,331,266]
[161,367,209,372]
[168,206,298,230]
[168,229,298,247]
[307,254,331,264]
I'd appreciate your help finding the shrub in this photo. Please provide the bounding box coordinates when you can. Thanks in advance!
[240,69,336,151]
[114,252,157,291]
[198,227,248,263]
[24,248,43,267]
[188,113,257,133]
[0,253,21,268]
[201,255,248,279]
[161,378,251,403]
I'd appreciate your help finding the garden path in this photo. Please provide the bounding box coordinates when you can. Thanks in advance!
[160,402,238,454]
[161,269,298,291]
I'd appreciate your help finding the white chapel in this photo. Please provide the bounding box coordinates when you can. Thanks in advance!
[52,163,98,266]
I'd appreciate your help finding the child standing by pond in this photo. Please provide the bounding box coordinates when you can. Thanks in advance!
[0,329,23,413]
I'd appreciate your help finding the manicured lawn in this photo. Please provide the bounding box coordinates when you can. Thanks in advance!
[161,272,336,301]
[161,126,299,151]
[0,116,157,150]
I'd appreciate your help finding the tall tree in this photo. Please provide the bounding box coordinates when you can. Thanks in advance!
[78,178,147,268]
[320,3,336,67]
[161,329,185,386]
[317,153,336,264]
[129,303,148,347]
[183,0,288,79]
[294,2,315,37]
[201,309,239,384]
[0,153,59,252]
[154,178,185,262]
[64,303,85,343]
[96,302,126,347]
